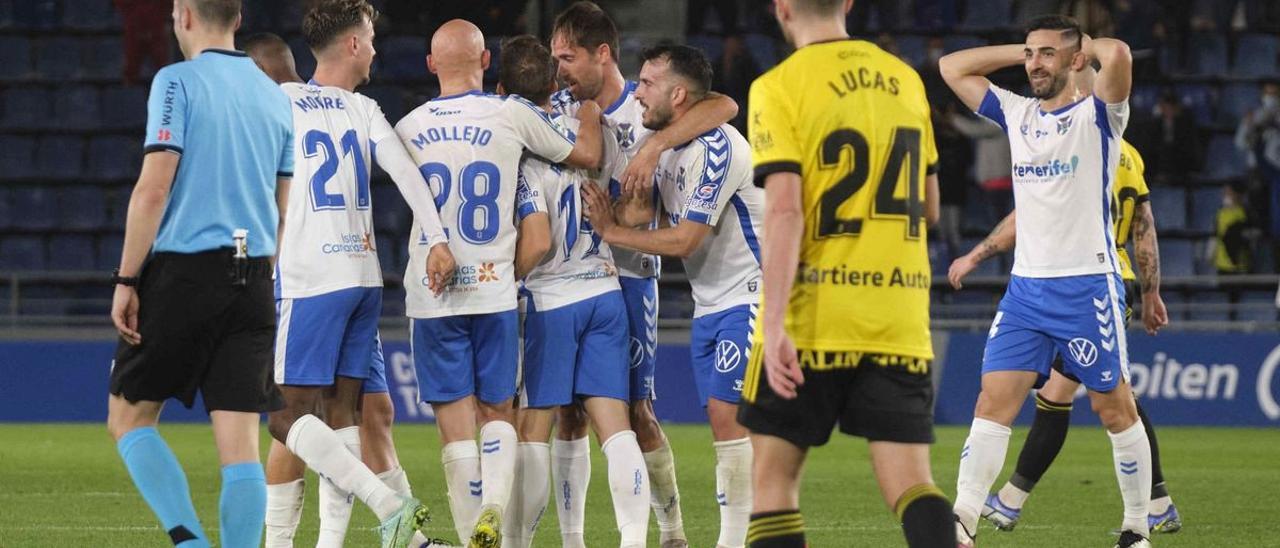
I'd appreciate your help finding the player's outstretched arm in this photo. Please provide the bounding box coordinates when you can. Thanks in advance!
[112,151,179,345]
[515,212,552,279]
[620,92,738,192]
[938,44,1025,111]
[581,182,709,258]
[562,100,604,170]
[1131,201,1168,334]
[759,172,805,399]
[925,173,941,227]
[948,210,1017,289]
[1083,36,1132,104]
[376,118,456,294]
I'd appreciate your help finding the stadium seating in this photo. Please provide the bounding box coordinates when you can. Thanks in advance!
[1238,291,1280,321]
[361,86,405,125]
[81,37,125,81]
[56,186,107,230]
[1187,290,1231,321]
[959,0,1012,30]
[1129,84,1161,117]
[95,233,123,271]
[372,184,411,234]
[99,86,147,129]
[36,135,85,179]
[0,36,33,81]
[0,186,10,230]
[33,37,81,80]
[46,235,96,271]
[1189,31,1229,77]
[893,35,927,67]
[286,35,317,80]
[1150,187,1187,231]
[1202,134,1248,181]
[88,136,140,181]
[1173,83,1215,127]
[0,236,47,271]
[0,135,37,178]
[3,87,52,129]
[53,85,100,130]
[107,186,130,227]
[378,37,427,81]
[1233,33,1280,77]
[1218,83,1262,127]
[1160,239,1197,277]
[744,33,782,70]
[1189,187,1223,232]
[943,34,986,54]
[687,35,724,65]
[10,186,57,230]
[61,0,119,30]
[375,231,399,276]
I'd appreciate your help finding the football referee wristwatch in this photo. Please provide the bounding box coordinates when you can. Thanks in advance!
[111,268,139,288]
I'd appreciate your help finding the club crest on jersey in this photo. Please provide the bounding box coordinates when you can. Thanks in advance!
[1056,115,1073,135]
[1068,337,1098,367]
[616,123,636,149]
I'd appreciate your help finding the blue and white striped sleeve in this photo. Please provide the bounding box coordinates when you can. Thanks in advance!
[682,131,734,226]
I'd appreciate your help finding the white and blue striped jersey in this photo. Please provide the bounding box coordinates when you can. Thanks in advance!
[976,85,1130,278]
[655,124,762,318]
[517,114,626,311]
[395,91,575,319]
[551,81,660,279]
[276,82,446,299]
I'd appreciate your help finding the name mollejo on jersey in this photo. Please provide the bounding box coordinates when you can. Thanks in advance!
[797,262,930,289]
[408,125,494,149]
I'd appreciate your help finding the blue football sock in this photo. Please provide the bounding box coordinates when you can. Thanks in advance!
[220,462,267,548]
[116,426,210,547]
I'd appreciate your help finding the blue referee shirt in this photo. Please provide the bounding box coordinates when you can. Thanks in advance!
[144,49,294,258]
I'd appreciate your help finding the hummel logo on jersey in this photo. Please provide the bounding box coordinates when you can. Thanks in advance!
[1068,337,1098,367]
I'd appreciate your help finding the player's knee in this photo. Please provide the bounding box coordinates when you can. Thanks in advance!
[628,403,661,440]
[973,390,1019,426]
[362,394,395,432]
[557,404,590,439]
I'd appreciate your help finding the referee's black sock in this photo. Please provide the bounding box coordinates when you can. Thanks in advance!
[1009,394,1073,494]
[895,483,954,548]
[747,509,806,547]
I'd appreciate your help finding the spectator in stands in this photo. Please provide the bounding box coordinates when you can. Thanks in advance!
[950,108,1013,249]
[1234,80,1280,270]
[1136,91,1201,182]
[935,101,973,262]
[711,34,759,132]
[1215,183,1253,274]
[114,0,171,85]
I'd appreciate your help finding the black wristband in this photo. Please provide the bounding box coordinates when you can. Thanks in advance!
[111,268,139,287]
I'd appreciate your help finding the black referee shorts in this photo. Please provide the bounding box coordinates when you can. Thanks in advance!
[1052,280,1137,383]
[738,351,935,448]
[109,250,284,413]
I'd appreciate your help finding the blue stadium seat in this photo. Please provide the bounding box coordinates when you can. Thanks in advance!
[1189,187,1223,232]
[1218,83,1261,126]
[88,136,140,180]
[1160,239,1196,277]
[10,186,57,230]
[57,186,108,230]
[744,33,782,70]
[3,87,52,129]
[53,85,100,130]
[377,37,426,81]
[361,86,405,126]
[1173,84,1215,127]
[18,284,69,315]
[0,36,33,81]
[81,37,124,80]
[960,0,1011,30]
[108,186,131,226]
[0,236,46,270]
[0,135,37,178]
[943,34,987,53]
[1149,187,1187,230]
[686,35,724,65]
[99,86,147,128]
[1129,85,1161,117]
[36,136,85,179]
[33,37,81,80]
[62,0,119,30]
[0,187,10,230]
[1187,290,1230,321]
[1202,134,1248,180]
[1189,32,1228,76]
[894,35,927,67]
[372,184,411,233]
[96,233,123,270]
[1238,291,1279,322]
[1233,33,1279,77]
[47,235,96,271]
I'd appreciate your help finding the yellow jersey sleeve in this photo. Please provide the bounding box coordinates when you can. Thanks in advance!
[748,76,802,185]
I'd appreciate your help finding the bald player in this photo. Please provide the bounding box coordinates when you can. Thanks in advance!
[394,19,605,548]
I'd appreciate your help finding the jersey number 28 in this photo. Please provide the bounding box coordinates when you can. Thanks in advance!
[418,161,502,244]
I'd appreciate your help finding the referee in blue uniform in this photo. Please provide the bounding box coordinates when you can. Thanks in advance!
[104,1,293,547]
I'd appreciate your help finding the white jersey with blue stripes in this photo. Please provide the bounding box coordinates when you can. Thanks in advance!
[551,81,660,279]
[395,91,575,318]
[517,114,625,311]
[976,84,1130,278]
[655,124,762,318]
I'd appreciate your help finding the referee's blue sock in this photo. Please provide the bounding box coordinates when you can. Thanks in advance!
[220,462,267,548]
[116,427,210,547]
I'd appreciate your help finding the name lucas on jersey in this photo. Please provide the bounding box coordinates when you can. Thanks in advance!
[797,262,929,289]
[827,67,901,99]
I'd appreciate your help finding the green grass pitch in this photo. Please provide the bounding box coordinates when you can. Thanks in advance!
[0,423,1275,547]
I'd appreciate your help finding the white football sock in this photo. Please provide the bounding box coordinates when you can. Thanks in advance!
[377,467,413,498]
[443,440,483,543]
[602,430,650,548]
[504,442,550,548]
[714,437,753,548]
[1109,420,1153,537]
[479,421,518,512]
[997,481,1031,509]
[954,417,1011,533]
[316,426,361,548]
[1149,495,1173,515]
[284,414,403,520]
[264,478,304,548]
[643,443,686,543]
[552,436,590,548]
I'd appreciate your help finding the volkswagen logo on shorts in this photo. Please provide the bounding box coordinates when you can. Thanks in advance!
[716,341,742,373]
[1068,337,1098,367]
[629,337,644,369]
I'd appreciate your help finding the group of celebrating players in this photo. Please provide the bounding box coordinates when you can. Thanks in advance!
[102,0,1184,547]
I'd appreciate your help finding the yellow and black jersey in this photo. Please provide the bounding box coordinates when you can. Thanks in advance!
[1111,139,1150,282]
[747,39,937,360]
